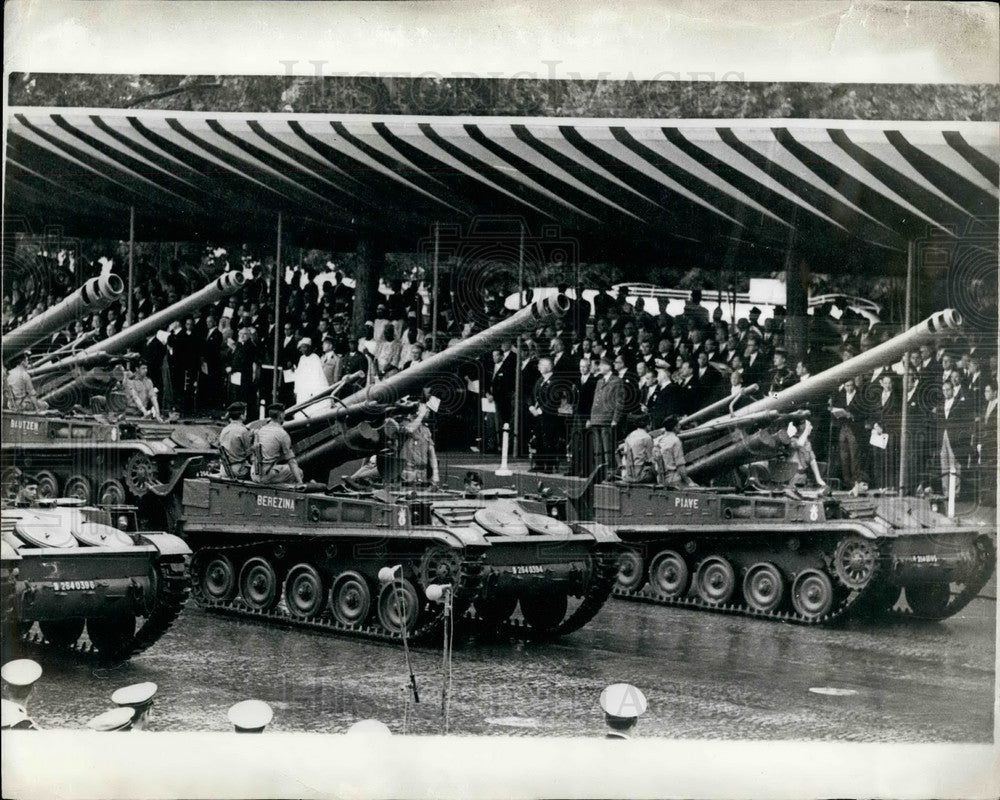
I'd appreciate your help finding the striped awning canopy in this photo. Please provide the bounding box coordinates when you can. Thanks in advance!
[5,108,998,271]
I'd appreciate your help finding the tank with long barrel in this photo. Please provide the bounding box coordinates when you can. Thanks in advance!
[684,308,963,481]
[40,271,248,407]
[286,293,572,478]
[1,274,124,364]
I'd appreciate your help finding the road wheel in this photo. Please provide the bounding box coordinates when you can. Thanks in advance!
[87,615,136,656]
[905,582,952,620]
[648,550,690,598]
[694,556,736,606]
[198,554,237,602]
[474,593,518,626]
[742,562,785,613]
[519,593,568,632]
[329,571,372,627]
[616,547,646,592]
[283,564,325,619]
[833,536,878,590]
[791,569,835,620]
[33,470,60,500]
[239,557,280,611]
[39,618,85,647]
[98,479,128,507]
[64,474,93,504]
[377,579,420,635]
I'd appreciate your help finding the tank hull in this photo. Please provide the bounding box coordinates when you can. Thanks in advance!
[1,504,191,662]
[177,477,620,641]
[447,466,996,625]
[1,412,222,509]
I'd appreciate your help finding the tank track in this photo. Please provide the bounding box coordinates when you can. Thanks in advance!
[11,553,191,663]
[189,541,620,645]
[188,539,487,644]
[464,544,622,640]
[611,540,883,627]
[881,534,996,622]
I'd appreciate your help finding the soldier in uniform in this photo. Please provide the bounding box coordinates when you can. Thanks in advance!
[769,347,796,394]
[400,409,440,486]
[1,698,39,730]
[87,707,135,732]
[620,414,656,484]
[111,682,157,731]
[5,352,48,411]
[1,659,42,709]
[252,403,304,484]
[599,683,647,739]
[228,699,273,733]
[124,361,163,421]
[653,416,698,488]
[218,401,253,479]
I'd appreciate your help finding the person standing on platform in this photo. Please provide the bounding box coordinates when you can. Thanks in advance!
[486,345,517,446]
[529,357,561,473]
[293,338,327,406]
[938,379,971,497]
[588,356,624,476]
[569,356,597,476]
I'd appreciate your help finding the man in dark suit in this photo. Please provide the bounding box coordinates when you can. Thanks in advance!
[549,337,577,380]
[200,314,225,414]
[569,356,598,476]
[529,357,563,473]
[487,344,517,438]
[588,356,624,475]
[515,339,540,457]
[938,379,972,497]
[831,376,869,489]
[742,336,767,389]
[646,360,676,430]
[692,351,723,408]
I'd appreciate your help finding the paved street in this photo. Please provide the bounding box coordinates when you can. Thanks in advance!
[21,591,995,741]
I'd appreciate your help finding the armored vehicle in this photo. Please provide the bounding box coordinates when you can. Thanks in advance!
[2,272,247,508]
[1,495,190,662]
[175,294,621,641]
[451,309,996,625]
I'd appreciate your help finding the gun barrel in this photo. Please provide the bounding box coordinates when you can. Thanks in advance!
[678,409,809,441]
[284,293,571,433]
[678,383,759,428]
[2,274,124,364]
[41,272,248,406]
[695,309,962,430]
[29,350,113,377]
[686,428,790,480]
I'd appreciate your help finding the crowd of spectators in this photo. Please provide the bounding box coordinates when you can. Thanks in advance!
[3,252,996,503]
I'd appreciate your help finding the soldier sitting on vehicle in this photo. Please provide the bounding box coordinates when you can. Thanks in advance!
[5,352,48,412]
[124,361,163,421]
[785,419,828,491]
[619,414,656,484]
[652,416,698,488]
[218,401,253,479]
[251,403,304,484]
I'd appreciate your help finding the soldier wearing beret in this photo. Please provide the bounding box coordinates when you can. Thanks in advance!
[219,401,253,479]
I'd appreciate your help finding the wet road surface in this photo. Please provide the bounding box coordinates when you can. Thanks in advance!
[21,593,995,741]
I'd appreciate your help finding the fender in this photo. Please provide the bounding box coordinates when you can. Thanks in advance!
[137,532,192,558]
[146,456,205,497]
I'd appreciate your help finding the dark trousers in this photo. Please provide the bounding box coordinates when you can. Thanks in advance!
[838,427,863,487]
[589,424,617,476]
[569,416,592,476]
